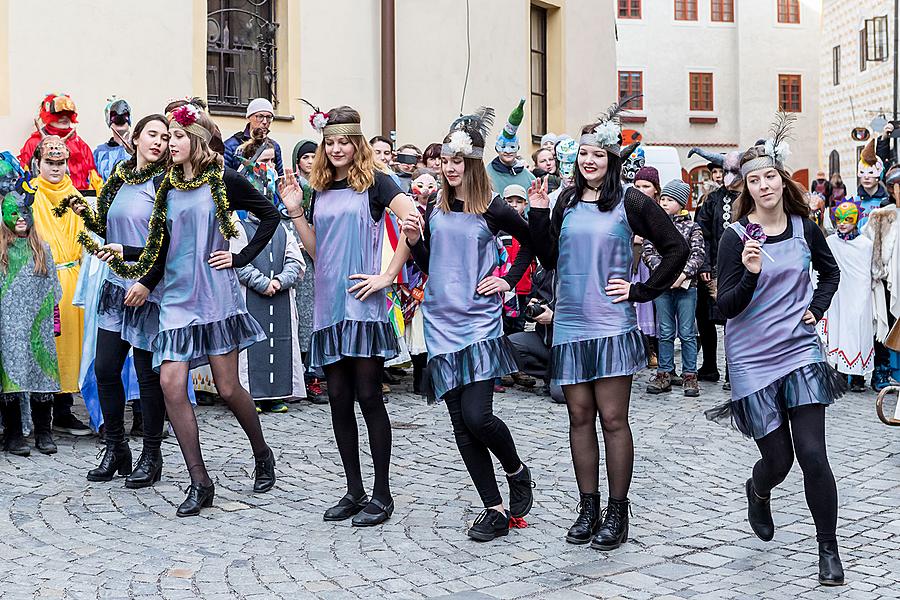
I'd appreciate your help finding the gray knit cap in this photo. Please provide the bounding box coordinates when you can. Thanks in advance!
[660,179,692,207]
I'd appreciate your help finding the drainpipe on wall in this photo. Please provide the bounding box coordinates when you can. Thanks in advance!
[381,0,396,142]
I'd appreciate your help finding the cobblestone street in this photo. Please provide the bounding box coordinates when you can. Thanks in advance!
[2,365,899,600]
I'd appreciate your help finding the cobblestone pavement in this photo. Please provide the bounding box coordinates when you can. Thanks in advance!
[2,364,899,600]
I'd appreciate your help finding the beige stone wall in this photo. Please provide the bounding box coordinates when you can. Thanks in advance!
[0,0,616,165]
[819,0,894,191]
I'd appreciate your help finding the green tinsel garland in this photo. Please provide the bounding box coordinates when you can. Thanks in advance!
[94,163,238,280]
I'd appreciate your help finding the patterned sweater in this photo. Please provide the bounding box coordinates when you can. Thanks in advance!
[642,211,706,288]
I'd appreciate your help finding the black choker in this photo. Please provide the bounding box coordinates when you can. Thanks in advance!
[585,184,601,192]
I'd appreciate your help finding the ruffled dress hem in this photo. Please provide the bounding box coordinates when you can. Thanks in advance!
[152,312,265,370]
[97,280,160,351]
[551,329,647,386]
[704,361,846,439]
[427,336,519,400]
[307,319,400,368]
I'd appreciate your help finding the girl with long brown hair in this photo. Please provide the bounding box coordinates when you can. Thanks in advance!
[280,105,416,527]
[66,114,173,489]
[110,100,280,517]
[709,129,845,585]
[401,108,536,542]
[528,108,688,550]
[0,178,62,457]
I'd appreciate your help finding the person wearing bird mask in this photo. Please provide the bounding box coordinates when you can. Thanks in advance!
[18,93,98,191]
[93,97,133,181]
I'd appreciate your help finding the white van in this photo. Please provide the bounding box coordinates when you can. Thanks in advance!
[641,146,683,188]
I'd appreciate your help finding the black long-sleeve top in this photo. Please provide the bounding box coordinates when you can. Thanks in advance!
[407,195,535,289]
[125,167,279,291]
[716,215,840,321]
[528,186,690,304]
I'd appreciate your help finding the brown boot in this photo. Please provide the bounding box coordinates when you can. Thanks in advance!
[683,373,700,397]
[646,371,672,394]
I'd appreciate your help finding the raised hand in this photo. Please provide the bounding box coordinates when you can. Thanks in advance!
[528,176,550,209]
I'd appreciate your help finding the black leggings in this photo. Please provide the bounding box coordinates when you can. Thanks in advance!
[752,404,837,543]
[443,379,522,507]
[323,357,393,506]
[95,328,165,449]
[564,375,634,500]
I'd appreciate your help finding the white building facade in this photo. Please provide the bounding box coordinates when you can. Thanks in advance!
[819,0,895,193]
[615,0,821,200]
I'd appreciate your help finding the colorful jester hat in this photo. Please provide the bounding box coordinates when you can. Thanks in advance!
[2,178,37,232]
[496,98,525,154]
[831,199,861,227]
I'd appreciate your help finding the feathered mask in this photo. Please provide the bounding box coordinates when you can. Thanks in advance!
[741,110,795,178]
[441,107,495,160]
[578,95,640,157]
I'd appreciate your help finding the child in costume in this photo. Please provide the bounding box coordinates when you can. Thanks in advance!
[93,97,132,182]
[19,93,98,191]
[488,99,536,193]
[820,200,875,392]
[0,179,63,456]
[29,136,91,435]
[643,180,706,397]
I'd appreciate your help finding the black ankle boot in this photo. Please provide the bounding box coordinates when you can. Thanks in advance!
[591,497,629,550]
[252,447,276,493]
[31,400,57,455]
[566,492,602,544]
[176,481,215,517]
[818,541,845,586]
[1,401,30,456]
[506,464,534,518]
[87,442,132,481]
[124,448,163,489]
[745,478,774,541]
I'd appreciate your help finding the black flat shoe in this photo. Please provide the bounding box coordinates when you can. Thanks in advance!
[506,464,535,519]
[818,541,845,586]
[351,498,394,527]
[124,448,163,489]
[468,508,510,542]
[746,478,774,542]
[253,447,276,493]
[323,493,369,521]
[87,443,132,482]
[176,482,215,517]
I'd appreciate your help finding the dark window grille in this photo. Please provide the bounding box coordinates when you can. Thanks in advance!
[530,5,548,142]
[207,0,279,114]
[832,45,840,85]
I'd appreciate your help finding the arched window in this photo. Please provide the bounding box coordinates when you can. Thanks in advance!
[829,150,840,178]
[688,165,712,211]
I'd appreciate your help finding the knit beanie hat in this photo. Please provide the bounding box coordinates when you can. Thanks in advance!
[246,98,274,118]
[633,166,660,191]
[496,98,525,153]
[661,179,692,207]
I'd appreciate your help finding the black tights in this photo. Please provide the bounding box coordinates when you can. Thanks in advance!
[564,375,634,500]
[159,352,269,485]
[443,379,522,508]
[323,357,392,511]
[752,404,837,543]
[95,328,165,449]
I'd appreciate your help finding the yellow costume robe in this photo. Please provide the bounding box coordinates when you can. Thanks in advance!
[31,175,85,393]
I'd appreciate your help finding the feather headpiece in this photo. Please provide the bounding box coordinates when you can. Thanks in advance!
[740,110,795,178]
[578,95,641,156]
[442,106,495,159]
